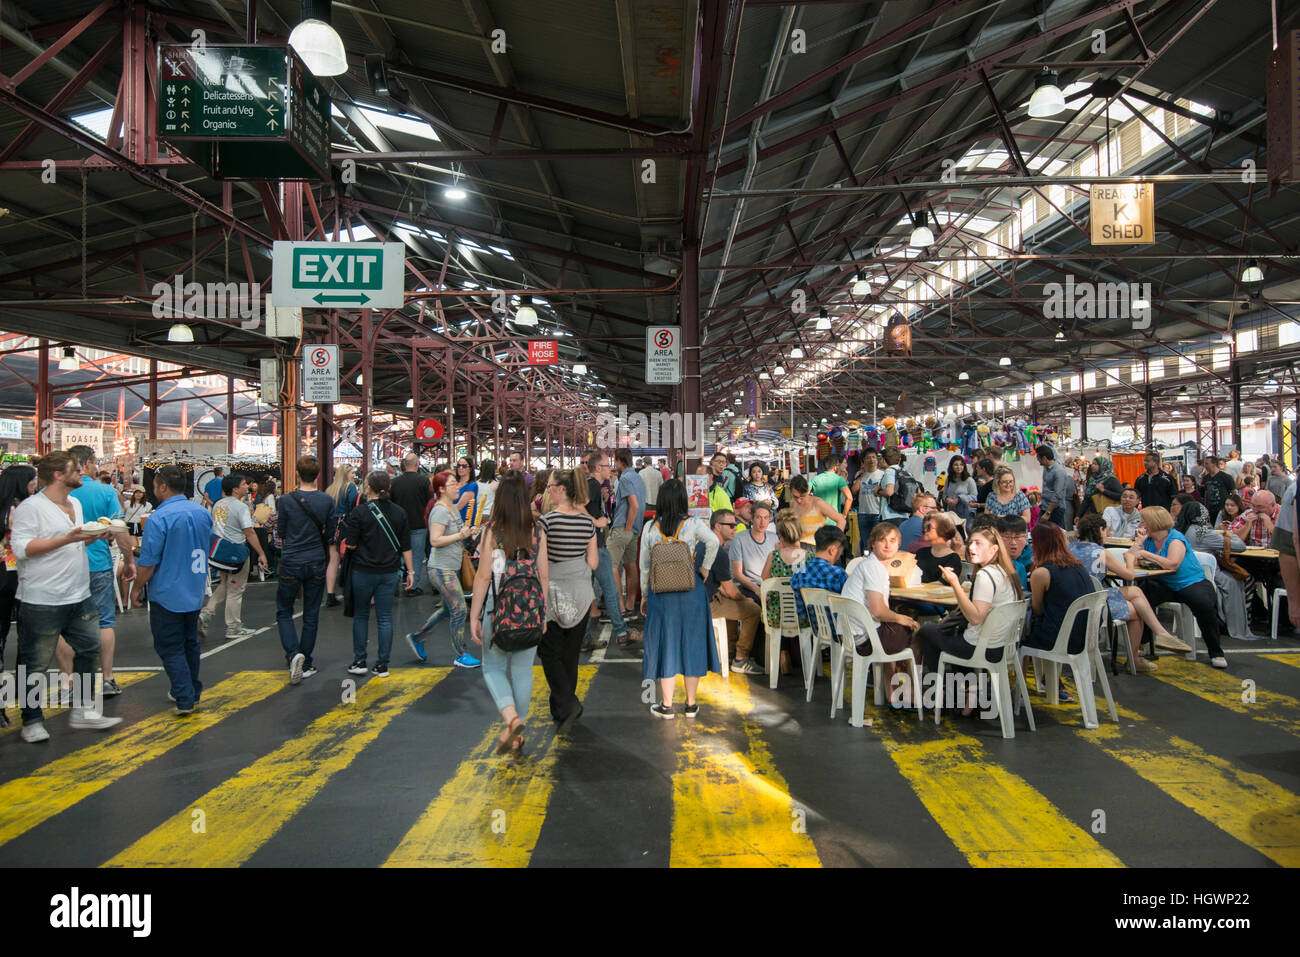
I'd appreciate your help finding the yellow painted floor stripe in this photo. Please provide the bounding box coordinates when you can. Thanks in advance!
[1260,653,1300,671]
[0,671,282,849]
[670,674,822,867]
[877,720,1123,867]
[1070,705,1300,868]
[105,669,449,868]
[1,672,155,736]
[1151,657,1300,736]
[385,665,595,867]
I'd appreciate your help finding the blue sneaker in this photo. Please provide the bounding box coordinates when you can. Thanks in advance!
[454,653,482,669]
[406,632,427,662]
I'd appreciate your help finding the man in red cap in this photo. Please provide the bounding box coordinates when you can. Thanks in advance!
[733,497,753,531]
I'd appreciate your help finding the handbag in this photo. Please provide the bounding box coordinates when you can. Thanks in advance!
[208,535,250,572]
[460,550,477,591]
[649,521,695,593]
[1217,533,1251,582]
[548,584,584,628]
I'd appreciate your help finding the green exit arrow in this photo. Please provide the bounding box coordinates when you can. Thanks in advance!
[312,293,371,305]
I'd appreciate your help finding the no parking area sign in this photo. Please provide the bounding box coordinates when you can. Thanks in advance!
[302,344,340,404]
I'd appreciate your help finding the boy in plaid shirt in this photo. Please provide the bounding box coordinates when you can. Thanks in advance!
[790,526,850,638]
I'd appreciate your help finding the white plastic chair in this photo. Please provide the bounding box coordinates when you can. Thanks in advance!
[845,556,866,577]
[1157,551,1218,661]
[1020,590,1118,729]
[760,577,809,690]
[710,617,730,683]
[1090,575,1135,676]
[935,598,1033,739]
[1273,588,1290,640]
[828,595,922,724]
[798,587,838,701]
[111,546,126,613]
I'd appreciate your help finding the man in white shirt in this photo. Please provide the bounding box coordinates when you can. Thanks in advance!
[1223,449,1245,480]
[199,473,268,640]
[9,450,122,742]
[729,502,777,601]
[851,450,885,549]
[638,458,663,518]
[1102,488,1143,539]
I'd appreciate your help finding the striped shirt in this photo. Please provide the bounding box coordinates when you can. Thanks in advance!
[541,510,595,562]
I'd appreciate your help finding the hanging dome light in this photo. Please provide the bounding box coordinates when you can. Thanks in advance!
[999,356,1012,366]
[812,307,832,332]
[1131,293,1151,313]
[790,346,804,359]
[1055,330,1066,340]
[1027,69,1065,118]
[958,371,970,381]
[58,348,78,371]
[405,398,414,408]
[909,211,934,248]
[288,0,348,77]
[167,323,194,343]
[774,364,785,375]
[514,304,539,326]
[355,373,363,385]
[851,272,870,297]
[444,185,468,201]
[1241,260,1264,285]
[66,396,82,408]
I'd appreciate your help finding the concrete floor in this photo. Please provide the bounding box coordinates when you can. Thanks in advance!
[1,581,1297,868]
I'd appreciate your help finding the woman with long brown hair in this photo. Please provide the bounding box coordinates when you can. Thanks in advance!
[470,471,549,756]
[916,526,1023,693]
[1022,522,1097,661]
[324,464,359,607]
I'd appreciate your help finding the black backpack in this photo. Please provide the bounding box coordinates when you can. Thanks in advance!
[888,468,921,514]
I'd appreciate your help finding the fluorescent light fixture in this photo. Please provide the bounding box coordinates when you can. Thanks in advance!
[1241,260,1264,284]
[59,348,78,371]
[288,1,348,77]
[167,323,195,343]
[1027,69,1065,118]
[356,105,440,141]
[909,211,934,248]
[66,396,82,408]
[355,374,363,385]
[514,305,539,326]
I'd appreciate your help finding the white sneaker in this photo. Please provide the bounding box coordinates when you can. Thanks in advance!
[227,626,256,638]
[290,653,305,685]
[1210,656,1228,669]
[68,709,122,731]
[21,722,50,743]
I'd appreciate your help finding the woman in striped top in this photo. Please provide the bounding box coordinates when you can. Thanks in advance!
[537,468,599,730]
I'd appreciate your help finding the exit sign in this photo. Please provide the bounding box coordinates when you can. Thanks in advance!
[528,340,558,364]
[271,241,405,308]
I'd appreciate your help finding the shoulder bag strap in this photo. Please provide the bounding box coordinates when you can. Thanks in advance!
[368,502,401,552]
[290,491,327,542]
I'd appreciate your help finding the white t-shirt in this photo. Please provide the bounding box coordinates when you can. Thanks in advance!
[212,495,254,545]
[10,492,91,605]
[857,469,885,516]
[843,553,890,607]
[1224,459,1245,479]
[965,564,1016,644]
[638,466,663,507]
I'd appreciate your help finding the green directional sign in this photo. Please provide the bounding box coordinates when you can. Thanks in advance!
[271,241,406,309]
[157,44,330,180]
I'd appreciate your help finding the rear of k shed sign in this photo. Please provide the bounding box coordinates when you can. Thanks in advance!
[645,325,681,385]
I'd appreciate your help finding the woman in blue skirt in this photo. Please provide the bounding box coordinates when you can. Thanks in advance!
[638,479,721,719]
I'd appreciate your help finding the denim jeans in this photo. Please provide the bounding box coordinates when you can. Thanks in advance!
[149,603,203,709]
[351,568,401,664]
[858,514,880,554]
[16,598,100,726]
[277,559,326,668]
[481,636,536,718]
[408,529,428,590]
[588,546,628,639]
[411,567,468,657]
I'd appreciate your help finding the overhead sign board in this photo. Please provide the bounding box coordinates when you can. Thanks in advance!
[157,44,330,180]
[527,340,559,365]
[60,427,103,457]
[301,344,340,404]
[645,325,682,385]
[271,241,405,308]
[1089,182,1154,245]
[0,419,23,440]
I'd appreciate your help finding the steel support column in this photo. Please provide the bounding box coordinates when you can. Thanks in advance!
[1144,386,1154,448]
[360,308,373,470]
[226,375,235,453]
[35,339,50,455]
[1230,363,1243,452]
[681,242,702,472]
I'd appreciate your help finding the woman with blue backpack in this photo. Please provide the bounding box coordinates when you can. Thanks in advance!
[638,478,721,719]
[470,471,548,757]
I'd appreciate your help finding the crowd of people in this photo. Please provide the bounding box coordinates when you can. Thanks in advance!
[1,438,1297,745]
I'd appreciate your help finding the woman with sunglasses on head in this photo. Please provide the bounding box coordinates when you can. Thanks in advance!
[323,464,359,608]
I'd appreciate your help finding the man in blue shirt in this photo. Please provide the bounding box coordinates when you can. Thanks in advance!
[202,467,225,508]
[65,446,135,697]
[609,448,647,619]
[790,526,849,640]
[131,464,212,714]
[996,515,1032,591]
[896,492,937,550]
